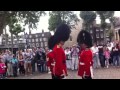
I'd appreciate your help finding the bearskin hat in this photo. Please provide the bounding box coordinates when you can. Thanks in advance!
[54,23,71,44]
[48,35,55,50]
[48,23,71,49]
[77,30,93,48]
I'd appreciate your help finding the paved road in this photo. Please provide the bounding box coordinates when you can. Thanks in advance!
[9,66,120,79]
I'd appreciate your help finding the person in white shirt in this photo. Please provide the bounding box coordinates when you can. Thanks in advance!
[91,43,100,68]
[107,43,112,52]
[65,47,71,69]
[71,45,79,70]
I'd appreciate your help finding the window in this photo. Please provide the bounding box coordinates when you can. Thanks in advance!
[13,36,16,39]
[91,36,93,39]
[32,43,35,47]
[36,35,38,37]
[100,33,103,38]
[3,38,5,40]
[19,41,22,43]
[43,38,47,41]
[42,34,44,37]
[25,34,28,38]
[19,36,21,39]
[13,41,15,44]
[36,43,39,47]
[45,42,47,46]
[29,35,32,38]
[96,33,99,38]
[3,39,5,42]
[40,38,42,42]
[29,39,31,42]
[36,38,38,42]
[8,42,11,44]
[41,42,43,47]
[70,36,72,41]
[32,39,34,42]
[107,38,110,41]
[97,41,99,45]
[90,30,92,33]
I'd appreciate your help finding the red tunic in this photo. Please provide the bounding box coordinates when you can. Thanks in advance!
[47,51,54,74]
[52,45,67,76]
[78,49,93,77]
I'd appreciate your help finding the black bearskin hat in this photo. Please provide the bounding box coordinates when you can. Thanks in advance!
[48,35,55,50]
[77,30,93,48]
[54,23,71,44]
[48,23,71,50]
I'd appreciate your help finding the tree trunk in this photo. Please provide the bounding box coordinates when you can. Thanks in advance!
[11,33,13,54]
[101,19,107,44]
[111,22,115,42]
[4,26,7,48]
[103,27,106,44]
[17,35,19,51]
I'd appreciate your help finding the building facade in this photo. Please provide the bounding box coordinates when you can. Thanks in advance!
[25,30,51,49]
[64,20,112,47]
[92,24,111,45]
[0,30,51,50]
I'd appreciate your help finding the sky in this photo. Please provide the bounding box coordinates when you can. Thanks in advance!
[5,11,120,35]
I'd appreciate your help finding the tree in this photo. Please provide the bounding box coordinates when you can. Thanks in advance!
[80,11,96,32]
[108,12,116,41]
[9,17,25,53]
[48,11,78,32]
[96,11,114,44]
[0,11,46,35]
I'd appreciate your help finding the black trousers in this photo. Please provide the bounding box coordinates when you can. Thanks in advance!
[19,63,25,75]
[37,64,44,73]
[52,75,64,79]
[31,60,36,73]
[99,55,105,67]
[13,66,18,77]
[82,76,92,79]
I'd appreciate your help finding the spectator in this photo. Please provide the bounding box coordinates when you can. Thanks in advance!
[24,49,32,75]
[71,45,79,70]
[112,44,119,67]
[98,46,105,68]
[91,43,100,68]
[104,47,110,68]
[11,54,18,77]
[65,47,71,69]
[18,50,25,75]
[7,52,13,77]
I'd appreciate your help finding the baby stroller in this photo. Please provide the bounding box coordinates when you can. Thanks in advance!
[0,63,6,79]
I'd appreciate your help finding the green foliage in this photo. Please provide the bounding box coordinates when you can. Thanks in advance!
[9,17,24,36]
[96,11,114,29]
[48,11,78,32]
[0,11,46,35]
[48,12,62,31]
[80,11,96,31]
[80,11,96,25]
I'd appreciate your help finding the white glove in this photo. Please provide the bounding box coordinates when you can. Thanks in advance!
[48,71,51,74]
[80,62,85,65]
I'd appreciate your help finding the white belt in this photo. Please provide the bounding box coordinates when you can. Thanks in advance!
[80,62,85,65]
[51,62,55,66]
